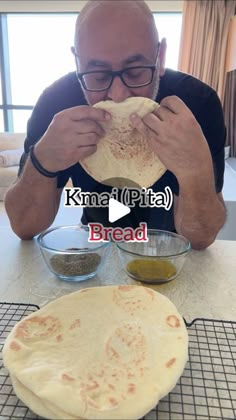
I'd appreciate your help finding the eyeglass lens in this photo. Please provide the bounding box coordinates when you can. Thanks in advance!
[82,67,153,90]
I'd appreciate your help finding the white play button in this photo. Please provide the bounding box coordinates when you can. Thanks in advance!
[108,198,131,223]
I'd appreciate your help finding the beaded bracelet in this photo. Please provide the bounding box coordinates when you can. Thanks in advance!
[29,145,58,178]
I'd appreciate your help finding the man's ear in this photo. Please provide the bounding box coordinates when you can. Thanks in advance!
[158,38,167,76]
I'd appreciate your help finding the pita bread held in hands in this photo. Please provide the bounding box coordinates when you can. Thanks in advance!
[80,97,166,188]
[3,285,188,420]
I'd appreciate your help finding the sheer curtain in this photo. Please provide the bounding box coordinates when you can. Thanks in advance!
[224,16,236,157]
[178,0,236,102]
[224,71,236,156]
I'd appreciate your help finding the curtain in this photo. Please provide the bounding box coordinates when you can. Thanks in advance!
[223,70,236,156]
[178,0,236,102]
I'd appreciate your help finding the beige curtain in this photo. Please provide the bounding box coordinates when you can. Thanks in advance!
[178,0,236,102]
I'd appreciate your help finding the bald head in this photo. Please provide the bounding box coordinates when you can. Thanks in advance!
[73,0,163,105]
[74,0,159,52]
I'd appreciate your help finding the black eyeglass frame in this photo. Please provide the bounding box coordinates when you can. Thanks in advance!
[71,42,160,92]
[75,65,156,92]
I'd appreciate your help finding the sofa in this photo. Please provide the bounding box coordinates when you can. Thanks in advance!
[0,133,25,201]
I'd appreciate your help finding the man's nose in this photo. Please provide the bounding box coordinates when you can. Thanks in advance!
[106,75,131,102]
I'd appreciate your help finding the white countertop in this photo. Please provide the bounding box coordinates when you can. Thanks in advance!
[0,226,236,323]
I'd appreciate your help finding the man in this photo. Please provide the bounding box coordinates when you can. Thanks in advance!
[5,0,226,249]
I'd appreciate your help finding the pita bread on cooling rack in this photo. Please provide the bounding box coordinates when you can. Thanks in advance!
[80,97,166,188]
[3,285,188,419]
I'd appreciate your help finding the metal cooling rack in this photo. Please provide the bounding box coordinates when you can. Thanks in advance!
[0,302,235,420]
[0,303,40,419]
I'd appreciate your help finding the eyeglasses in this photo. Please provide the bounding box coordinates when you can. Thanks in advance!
[76,66,156,92]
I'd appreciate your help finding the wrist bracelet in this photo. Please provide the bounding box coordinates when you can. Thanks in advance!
[29,145,58,178]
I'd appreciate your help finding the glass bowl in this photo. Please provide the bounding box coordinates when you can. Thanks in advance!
[37,225,111,282]
[116,229,191,284]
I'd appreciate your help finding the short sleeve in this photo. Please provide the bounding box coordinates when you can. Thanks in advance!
[199,91,226,193]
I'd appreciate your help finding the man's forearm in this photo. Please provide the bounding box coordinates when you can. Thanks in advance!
[5,160,61,240]
[174,174,226,250]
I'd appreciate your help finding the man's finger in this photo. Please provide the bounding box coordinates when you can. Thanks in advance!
[77,133,100,147]
[153,105,172,121]
[78,144,98,160]
[142,113,162,136]
[160,96,186,114]
[60,105,111,122]
[72,119,105,137]
[130,113,150,138]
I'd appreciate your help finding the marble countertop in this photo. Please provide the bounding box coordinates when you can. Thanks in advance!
[0,226,236,322]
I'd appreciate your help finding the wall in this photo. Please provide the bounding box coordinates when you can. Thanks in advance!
[0,0,183,13]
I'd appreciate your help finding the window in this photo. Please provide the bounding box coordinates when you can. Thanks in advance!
[0,111,3,132]
[0,75,2,102]
[0,12,182,133]
[0,13,77,132]
[0,76,3,131]
[12,110,33,132]
[7,14,77,106]
[153,13,183,70]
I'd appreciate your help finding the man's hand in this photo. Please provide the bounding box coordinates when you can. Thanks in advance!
[130,95,213,180]
[5,106,110,239]
[34,105,111,173]
[130,95,226,249]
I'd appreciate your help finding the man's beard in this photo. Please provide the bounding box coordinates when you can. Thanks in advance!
[83,89,91,105]
[151,74,160,101]
[151,62,161,101]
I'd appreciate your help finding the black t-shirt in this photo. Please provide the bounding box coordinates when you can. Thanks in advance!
[19,69,226,230]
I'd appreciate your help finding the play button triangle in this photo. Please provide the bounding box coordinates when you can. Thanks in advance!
[108,198,131,223]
